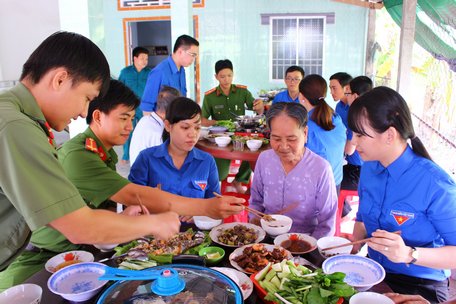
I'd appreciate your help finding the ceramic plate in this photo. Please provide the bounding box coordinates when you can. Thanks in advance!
[204,132,234,143]
[273,233,317,254]
[45,250,94,273]
[211,267,253,300]
[229,243,292,274]
[209,222,265,247]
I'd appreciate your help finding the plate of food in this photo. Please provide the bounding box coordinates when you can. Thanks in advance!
[112,229,210,269]
[273,233,317,254]
[45,250,94,273]
[211,267,253,300]
[209,223,265,247]
[229,243,292,274]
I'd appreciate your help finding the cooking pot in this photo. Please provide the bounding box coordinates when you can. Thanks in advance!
[96,264,243,303]
[236,115,264,129]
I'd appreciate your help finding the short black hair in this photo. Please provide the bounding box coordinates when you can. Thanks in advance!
[86,79,139,124]
[285,66,305,78]
[156,86,180,113]
[329,72,353,87]
[349,76,373,96]
[215,59,233,74]
[132,46,149,58]
[173,35,199,53]
[21,31,110,98]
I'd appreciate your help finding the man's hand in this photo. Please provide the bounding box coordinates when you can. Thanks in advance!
[122,205,149,216]
[204,195,245,219]
[150,211,180,240]
[253,99,264,114]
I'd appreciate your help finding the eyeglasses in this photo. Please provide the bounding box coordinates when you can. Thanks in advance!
[185,51,198,58]
[285,77,302,83]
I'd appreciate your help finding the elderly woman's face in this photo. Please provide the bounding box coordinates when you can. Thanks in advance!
[269,114,307,163]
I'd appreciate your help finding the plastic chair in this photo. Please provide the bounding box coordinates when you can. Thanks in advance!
[335,189,358,236]
[220,160,251,194]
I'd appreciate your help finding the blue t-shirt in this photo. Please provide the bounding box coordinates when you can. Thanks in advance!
[357,146,456,281]
[140,56,187,112]
[335,100,363,166]
[128,140,220,198]
[305,109,346,185]
[272,90,299,104]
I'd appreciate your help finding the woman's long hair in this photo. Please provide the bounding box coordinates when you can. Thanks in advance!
[348,86,432,161]
[162,97,201,142]
[299,74,335,131]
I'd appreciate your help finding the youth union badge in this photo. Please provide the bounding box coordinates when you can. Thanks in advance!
[390,210,415,226]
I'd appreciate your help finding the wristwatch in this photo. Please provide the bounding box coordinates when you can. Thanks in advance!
[409,246,419,264]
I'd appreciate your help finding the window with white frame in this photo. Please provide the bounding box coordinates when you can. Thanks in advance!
[270,17,325,80]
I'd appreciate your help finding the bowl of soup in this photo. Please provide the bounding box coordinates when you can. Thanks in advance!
[260,215,292,236]
[273,233,317,254]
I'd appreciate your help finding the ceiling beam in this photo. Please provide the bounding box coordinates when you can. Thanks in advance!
[332,0,384,9]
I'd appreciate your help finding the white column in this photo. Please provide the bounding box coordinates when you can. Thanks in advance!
[58,0,91,138]
[397,0,417,101]
[170,0,195,100]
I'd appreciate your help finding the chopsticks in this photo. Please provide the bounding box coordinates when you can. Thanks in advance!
[321,231,402,252]
[212,192,274,221]
[136,194,149,215]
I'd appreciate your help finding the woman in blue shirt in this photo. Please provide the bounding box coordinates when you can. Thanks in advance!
[299,74,346,191]
[129,97,221,222]
[349,87,456,303]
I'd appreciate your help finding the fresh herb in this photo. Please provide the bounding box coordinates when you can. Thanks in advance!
[258,260,356,304]
[215,120,236,132]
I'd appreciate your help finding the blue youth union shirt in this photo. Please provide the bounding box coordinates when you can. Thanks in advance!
[357,146,456,281]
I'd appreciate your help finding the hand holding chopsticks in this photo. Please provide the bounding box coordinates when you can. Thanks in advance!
[136,194,149,215]
[212,192,275,221]
[321,231,401,252]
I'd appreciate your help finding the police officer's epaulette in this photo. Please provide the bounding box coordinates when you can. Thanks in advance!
[85,137,108,161]
[205,88,217,95]
[85,138,98,153]
[235,84,248,89]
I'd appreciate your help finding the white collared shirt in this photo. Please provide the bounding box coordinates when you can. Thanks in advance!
[129,112,164,165]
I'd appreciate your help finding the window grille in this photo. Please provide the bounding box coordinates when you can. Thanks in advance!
[271,17,324,80]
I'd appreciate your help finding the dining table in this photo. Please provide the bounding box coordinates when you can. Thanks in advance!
[25,223,394,304]
[195,139,270,171]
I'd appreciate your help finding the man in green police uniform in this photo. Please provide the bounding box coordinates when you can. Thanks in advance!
[0,32,184,291]
[202,59,264,193]
[0,79,244,288]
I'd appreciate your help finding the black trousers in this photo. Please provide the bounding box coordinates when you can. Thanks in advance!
[385,273,449,303]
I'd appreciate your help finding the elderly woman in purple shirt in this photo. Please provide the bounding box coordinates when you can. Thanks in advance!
[249,102,337,238]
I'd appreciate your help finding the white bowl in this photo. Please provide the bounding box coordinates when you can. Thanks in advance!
[47,262,107,302]
[317,236,353,258]
[273,233,317,254]
[214,136,231,147]
[349,292,394,304]
[260,214,293,236]
[93,243,118,252]
[0,283,42,304]
[322,255,385,291]
[199,127,210,140]
[209,126,228,134]
[193,216,223,230]
[246,139,262,151]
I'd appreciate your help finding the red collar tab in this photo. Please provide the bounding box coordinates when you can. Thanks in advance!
[44,121,55,146]
[85,138,108,161]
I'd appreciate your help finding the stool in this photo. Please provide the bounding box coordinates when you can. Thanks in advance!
[222,192,250,223]
[335,189,358,236]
